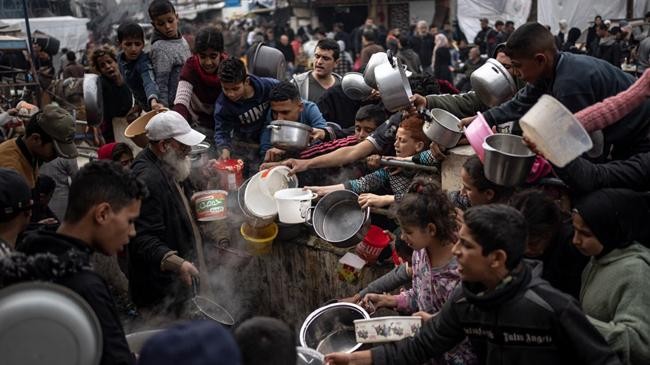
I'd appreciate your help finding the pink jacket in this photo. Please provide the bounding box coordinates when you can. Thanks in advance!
[575,69,650,132]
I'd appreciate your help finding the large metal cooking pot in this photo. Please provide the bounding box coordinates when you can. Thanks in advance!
[300,302,370,355]
[268,120,312,151]
[375,58,412,112]
[312,190,371,248]
[422,108,463,148]
[248,43,286,79]
[341,72,373,100]
[0,282,102,365]
[83,73,103,126]
[363,52,390,89]
[483,134,536,187]
[470,58,517,107]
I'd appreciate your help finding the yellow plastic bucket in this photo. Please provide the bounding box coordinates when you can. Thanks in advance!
[240,222,278,255]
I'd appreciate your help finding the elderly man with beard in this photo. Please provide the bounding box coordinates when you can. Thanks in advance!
[128,110,205,315]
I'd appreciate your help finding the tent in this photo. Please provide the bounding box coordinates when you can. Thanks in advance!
[1,16,90,52]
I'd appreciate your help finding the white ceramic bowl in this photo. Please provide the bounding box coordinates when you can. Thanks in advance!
[353,316,422,343]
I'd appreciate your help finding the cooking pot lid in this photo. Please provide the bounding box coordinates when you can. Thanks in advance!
[270,120,313,131]
[0,282,103,365]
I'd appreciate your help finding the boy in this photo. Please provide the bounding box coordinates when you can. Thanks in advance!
[464,22,650,161]
[148,0,191,107]
[260,81,327,162]
[13,161,148,365]
[213,57,279,161]
[326,205,621,365]
[117,22,162,112]
[235,317,296,365]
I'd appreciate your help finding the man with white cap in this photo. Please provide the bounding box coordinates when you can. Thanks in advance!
[128,110,205,314]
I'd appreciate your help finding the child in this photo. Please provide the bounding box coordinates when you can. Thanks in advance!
[449,155,513,210]
[117,22,162,112]
[213,57,279,161]
[325,204,621,365]
[235,317,296,365]
[363,179,476,365]
[572,189,650,364]
[173,27,227,135]
[90,46,133,143]
[148,0,191,107]
[308,115,438,209]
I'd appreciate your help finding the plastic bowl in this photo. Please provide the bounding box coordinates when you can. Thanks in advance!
[240,222,278,255]
[464,112,493,162]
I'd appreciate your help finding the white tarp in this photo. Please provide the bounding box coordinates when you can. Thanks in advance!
[538,0,650,35]
[1,16,90,52]
[457,0,531,43]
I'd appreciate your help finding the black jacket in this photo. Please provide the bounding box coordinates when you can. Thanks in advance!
[11,230,134,365]
[555,152,650,194]
[128,147,196,309]
[482,52,650,161]
[371,261,620,365]
[410,34,434,68]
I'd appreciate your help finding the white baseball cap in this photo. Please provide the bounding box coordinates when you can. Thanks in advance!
[145,110,205,146]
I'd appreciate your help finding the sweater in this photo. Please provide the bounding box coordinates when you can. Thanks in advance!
[213,75,279,150]
[150,30,191,107]
[259,100,328,156]
[580,243,650,365]
[173,55,226,132]
[118,51,159,111]
[371,261,621,365]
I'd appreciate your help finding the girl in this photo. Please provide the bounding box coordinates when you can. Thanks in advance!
[572,189,650,364]
[364,178,476,365]
[450,155,513,210]
[308,115,437,209]
[173,27,228,136]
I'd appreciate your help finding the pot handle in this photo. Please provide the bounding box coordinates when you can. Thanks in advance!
[191,276,200,297]
[304,206,314,226]
[267,125,280,130]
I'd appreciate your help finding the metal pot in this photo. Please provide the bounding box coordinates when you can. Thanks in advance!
[470,58,517,107]
[311,190,371,248]
[363,52,390,89]
[374,58,413,112]
[341,72,373,100]
[83,73,103,126]
[248,43,287,79]
[299,302,370,355]
[268,120,312,151]
[422,108,463,148]
[237,177,275,228]
[483,134,536,187]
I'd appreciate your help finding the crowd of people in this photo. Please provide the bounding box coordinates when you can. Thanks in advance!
[1,1,650,364]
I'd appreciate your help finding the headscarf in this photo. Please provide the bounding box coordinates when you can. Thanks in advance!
[96,142,117,160]
[574,189,650,255]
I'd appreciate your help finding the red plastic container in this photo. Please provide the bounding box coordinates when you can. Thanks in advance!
[213,159,244,191]
[355,225,391,264]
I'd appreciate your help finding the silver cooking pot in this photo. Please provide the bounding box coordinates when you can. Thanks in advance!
[363,52,390,89]
[470,58,517,107]
[422,108,463,148]
[375,58,412,112]
[268,120,312,151]
[341,72,373,100]
[83,73,103,126]
[311,190,371,248]
[483,134,536,187]
[248,43,287,79]
[299,302,370,355]
[237,177,276,228]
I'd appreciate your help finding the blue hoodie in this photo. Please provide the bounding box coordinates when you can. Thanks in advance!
[213,74,279,150]
[259,99,328,156]
[118,51,159,111]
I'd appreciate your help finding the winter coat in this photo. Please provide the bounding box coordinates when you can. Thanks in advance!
[9,230,135,365]
[150,30,191,107]
[128,147,196,309]
[580,243,650,365]
[371,261,621,365]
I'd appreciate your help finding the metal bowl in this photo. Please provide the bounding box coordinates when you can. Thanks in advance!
[248,43,286,80]
[470,58,517,107]
[483,134,536,187]
[312,190,371,248]
[342,72,373,101]
[299,302,370,355]
[363,52,389,89]
[83,73,103,126]
[268,120,312,151]
[0,282,102,365]
[422,108,462,148]
[375,59,413,113]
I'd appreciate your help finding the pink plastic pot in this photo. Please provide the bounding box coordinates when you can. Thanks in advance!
[464,112,493,162]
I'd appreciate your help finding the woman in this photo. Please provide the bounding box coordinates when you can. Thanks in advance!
[431,34,453,84]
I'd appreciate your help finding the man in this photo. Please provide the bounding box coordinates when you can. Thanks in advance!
[474,18,493,55]
[0,104,78,188]
[637,36,650,75]
[360,29,385,70]
[503,20,515,41]
[292,38,342,102]
[595,24,621,67]
[261,81,327,162]
[454,46,485,92]
[489,20,506,56]
[325,205,622,365]
[14,160,148,365]
[0,168,32,256]
[410,21,435,73]
[463,22,650,161]
[129,110,204,313]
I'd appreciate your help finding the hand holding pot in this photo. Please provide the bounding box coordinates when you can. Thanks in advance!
[219,148,231,161]
[410,94,427,109]
[413,311,434,322]
[358,193,393,209]
[429,141,447,161]
[458,115,475,129]
[264,147,286,162]
[178,261,199,287]
[305,184,343,198]
[363,293,397,310]
[366,154,381,169]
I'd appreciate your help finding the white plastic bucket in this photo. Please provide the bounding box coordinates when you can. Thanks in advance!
[273,188,316,224]
[519,95,593,167]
